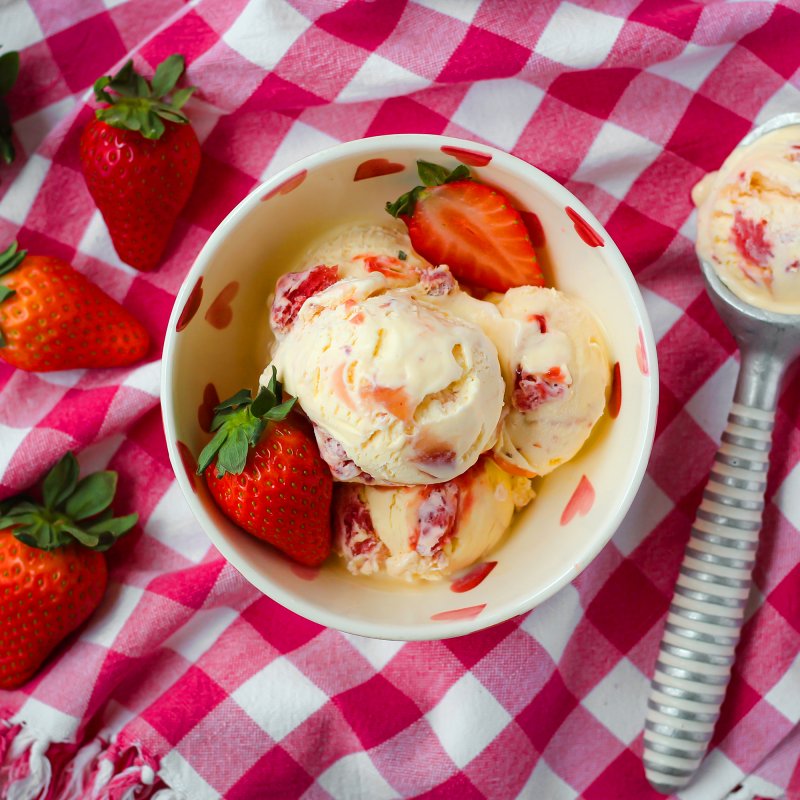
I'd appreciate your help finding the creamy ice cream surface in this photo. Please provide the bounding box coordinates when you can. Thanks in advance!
[334,456,534,580]
[267,274,505,485]
[299,222,429,283]
[269,224,423,337]
[693,125,800,314]
[490,287,610,477]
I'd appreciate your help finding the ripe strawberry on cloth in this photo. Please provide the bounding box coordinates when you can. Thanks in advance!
[80,55,201,272]
[0,242,150,371]
[1,2,800,800]
[0,452,137,689]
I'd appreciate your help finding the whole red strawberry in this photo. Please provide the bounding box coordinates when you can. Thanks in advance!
[197,370,334,567]
[0,242,149,371]
[387,160,544,292]
[0,452,137,689]
[80,55,201,272]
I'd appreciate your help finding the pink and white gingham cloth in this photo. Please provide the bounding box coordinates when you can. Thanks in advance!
[1,1,800,798]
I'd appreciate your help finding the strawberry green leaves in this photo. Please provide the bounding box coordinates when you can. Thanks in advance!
[197,368,297,479]
[0,49,19,165]
[385,160,471,218]
[417,160,470,187]
[251,366,296,420]
[87,513,138,537]
[93,54,196,140]
[0,241,26,278]
[150,54,185,98]
[42,449,79,509]
[0,51,19,97]
[64,471,117,520]
[0,241,26,346]
[0,451,137,552]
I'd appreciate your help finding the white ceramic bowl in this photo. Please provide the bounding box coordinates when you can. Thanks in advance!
[161,135,658,640]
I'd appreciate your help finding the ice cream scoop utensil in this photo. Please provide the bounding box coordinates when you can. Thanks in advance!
[644,112,800,794]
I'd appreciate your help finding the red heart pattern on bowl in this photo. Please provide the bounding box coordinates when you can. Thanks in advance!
[205,281,239,330]
[261,170,307,201]
[609,362,622,419]
[560,475,595,526]
[450,562,497,593]
[353,158,405,181]
[440,145,492,167]
[566,207,604,248]
[176,277,203,332]
[636,328,649,375]
[431,604,486,621]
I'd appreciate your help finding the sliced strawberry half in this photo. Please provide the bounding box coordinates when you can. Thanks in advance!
[386,160,544,292]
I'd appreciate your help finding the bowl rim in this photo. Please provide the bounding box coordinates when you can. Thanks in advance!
[161,133,659,641]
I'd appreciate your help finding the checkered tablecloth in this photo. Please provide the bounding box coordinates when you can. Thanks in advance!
[1,0,800,798]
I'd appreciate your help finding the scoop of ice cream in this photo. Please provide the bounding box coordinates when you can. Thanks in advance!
[416,282,609,477]
[300,223,427,283]
[268,275,505,485]
[488,286,609,477]
[269,224,429,338]
[333,456,534,580]
[693,125,800,314]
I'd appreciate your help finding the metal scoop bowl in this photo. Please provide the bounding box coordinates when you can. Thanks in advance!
[644,112,800,794]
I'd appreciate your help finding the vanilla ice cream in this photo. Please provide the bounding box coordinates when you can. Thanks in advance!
[488,287,609,477]
[270,224,427,336]
[300,223,426,283]
[267,274,505,485]
[334,456,534,580]
[693,125,800,314]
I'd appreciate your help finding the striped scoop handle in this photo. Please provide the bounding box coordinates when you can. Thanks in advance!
[644,400,774,793]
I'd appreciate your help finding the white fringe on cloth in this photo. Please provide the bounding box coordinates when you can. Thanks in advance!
[0,717,179,800]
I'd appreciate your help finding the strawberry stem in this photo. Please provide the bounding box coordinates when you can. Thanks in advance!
[196,367,297,478]
[0,452,137,552]
[385,160,471,218]
[93,54,195,140]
